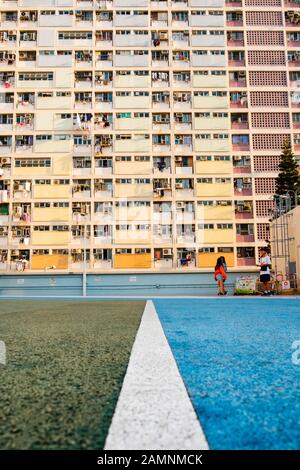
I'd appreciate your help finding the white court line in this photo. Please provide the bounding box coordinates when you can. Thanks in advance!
[104,300,209,451]
[1,295,300,300]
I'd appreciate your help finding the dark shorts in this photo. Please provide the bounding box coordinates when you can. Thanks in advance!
[260,274,270,283]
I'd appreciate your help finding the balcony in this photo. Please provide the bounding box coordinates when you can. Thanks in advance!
[285,11,300,28]
[234,179,252,196]
[96,53,113,69]
[233,155,251,173]
[153,179,172,198]
[72,184,91,199]
[237,257,256,267]
[94,180,113,198]
[230,96,248,109]
[177,252,196,269]
[153,226,173,244]
[227,32,244,47]
[96,13,113,28]
[235,205,253,220]
[232,138,250,152]
[226,13,243,27]
[151,13,168,28]
[236,234,255,243]
[0,52,16,67]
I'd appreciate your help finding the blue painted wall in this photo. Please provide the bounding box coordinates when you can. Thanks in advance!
[0,271,258,297]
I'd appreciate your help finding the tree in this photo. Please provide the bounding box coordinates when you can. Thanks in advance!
[275,140,300,197]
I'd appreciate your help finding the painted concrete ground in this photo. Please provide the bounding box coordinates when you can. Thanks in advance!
[155,298,300,450]
[0,300,145,449]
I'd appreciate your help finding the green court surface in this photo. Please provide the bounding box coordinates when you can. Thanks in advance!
[0,300,145,450]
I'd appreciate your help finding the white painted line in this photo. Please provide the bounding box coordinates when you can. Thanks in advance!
[1,295,300,301]
[1,295,300,300]
[104,300,209,451]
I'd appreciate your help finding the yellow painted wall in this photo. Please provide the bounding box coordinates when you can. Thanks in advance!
[194,96,228,109]
[115,231,152,244]
[197,229,234,244]
[35,140,72,153]
[52,154,71,175]
[36,96,72,110]
[198,252,235,268]
[115,161,152,175]
[31,254,68,269]
[196,161,232,174]
[115,139,150,153]
[194,139,230,152]
[192,75,227,88]
[196,183,232,197]
[197,205,233,221]
[115,206,152,221]
[53,116,73,131]
[115,96,150,109]
[115,75,150,88]
[194,117,229,130]
[32,207,69,222]
[114,253,152,269]
[13,166,51,176]
[55,69,73,88]
[32,231,70,246]
[17,79,52,89]
[115,184,152,197]
[35,111,54,131]
[115,117,150,130]
[33,185,70,198]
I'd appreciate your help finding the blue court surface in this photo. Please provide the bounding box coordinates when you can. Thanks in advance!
[154,298,300,450]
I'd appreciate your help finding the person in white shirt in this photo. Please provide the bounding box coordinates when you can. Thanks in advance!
[259,248,272,296]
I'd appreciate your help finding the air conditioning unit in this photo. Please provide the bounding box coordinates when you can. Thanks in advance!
[175,156,182,162]
[0,157,11,165]
[244,177,251,183]
[176,202,185,208]
[163,248,172,256]
[176,182,184,189]
[234,156,242,161]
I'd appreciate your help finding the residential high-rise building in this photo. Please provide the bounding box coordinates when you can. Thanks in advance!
[0,0,299,272]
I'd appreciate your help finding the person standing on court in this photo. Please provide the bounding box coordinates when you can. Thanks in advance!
[258,247,272,296]
[214,257,227,296]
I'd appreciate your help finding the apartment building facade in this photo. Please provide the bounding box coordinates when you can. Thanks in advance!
[0,0,299,272]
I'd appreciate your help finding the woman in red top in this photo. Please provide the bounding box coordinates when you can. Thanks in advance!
[214,257,227,296]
